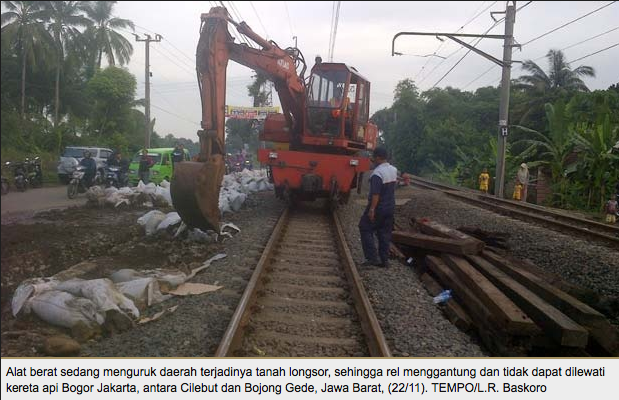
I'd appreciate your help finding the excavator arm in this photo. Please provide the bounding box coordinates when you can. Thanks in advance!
[171,6,306,232]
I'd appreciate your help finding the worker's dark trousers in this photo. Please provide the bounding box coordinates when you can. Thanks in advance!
[359,211,394,264]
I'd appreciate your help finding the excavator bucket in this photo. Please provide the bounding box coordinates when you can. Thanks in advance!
[170,155,225,232]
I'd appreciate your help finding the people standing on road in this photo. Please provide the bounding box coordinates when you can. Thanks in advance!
[358,147,398,268]
[478,168,490,194]
[79,151,97,187]
[605,195,617,224]
[516,163,529,202]
[138,149,154,184]
[172,143,184,169]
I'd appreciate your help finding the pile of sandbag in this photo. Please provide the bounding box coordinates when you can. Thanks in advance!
[11,254,226,339]
[219,169,273,214]
[86,180,173,208]
[137,209,240,242]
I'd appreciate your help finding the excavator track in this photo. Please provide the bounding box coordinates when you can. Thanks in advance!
[215,205,391,357]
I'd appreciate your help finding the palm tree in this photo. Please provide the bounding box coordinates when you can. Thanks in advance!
[1,1,51,117]
[517,49,595,93]
[81,1,133,70]
[514,49,595,129]
[43,0,90,127]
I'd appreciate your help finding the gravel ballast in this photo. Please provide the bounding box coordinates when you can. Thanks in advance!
[338,190,487,357]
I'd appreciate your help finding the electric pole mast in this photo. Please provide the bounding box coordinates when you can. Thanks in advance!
[134,33,162,149]
[495,3,516,198]
[391,1,519,198]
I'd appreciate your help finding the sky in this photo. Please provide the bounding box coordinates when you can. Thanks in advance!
[112,1,619,140]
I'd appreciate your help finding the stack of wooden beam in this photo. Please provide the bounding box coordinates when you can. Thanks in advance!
[391,218,618,357]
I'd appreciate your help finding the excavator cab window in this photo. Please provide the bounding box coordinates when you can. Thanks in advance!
[308,68,352,137]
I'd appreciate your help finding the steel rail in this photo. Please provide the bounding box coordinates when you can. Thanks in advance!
[409,176,619,249]
[215,206,391,357]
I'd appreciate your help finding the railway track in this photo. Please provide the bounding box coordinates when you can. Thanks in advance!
[409,176,619,248]
[215,205,391,357]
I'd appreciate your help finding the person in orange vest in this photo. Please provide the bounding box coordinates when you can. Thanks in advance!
[478,168,490,194]
[513,182,523,200]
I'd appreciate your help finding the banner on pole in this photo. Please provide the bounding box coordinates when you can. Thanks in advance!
[226,105,280,120]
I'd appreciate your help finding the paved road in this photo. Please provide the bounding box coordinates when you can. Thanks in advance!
[1,185,87,221]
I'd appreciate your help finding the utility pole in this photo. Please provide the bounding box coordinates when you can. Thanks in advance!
[391,1,519,198]
[495,3,516,198]
[134,33,162,149]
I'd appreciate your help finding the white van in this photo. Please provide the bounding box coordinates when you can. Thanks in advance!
[57,146,113,184]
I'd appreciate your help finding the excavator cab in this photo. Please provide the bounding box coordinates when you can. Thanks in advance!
[307,63,370,145]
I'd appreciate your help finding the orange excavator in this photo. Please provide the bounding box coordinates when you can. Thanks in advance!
[171,7,378,232]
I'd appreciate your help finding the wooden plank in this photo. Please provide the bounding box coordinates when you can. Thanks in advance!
[414,217,486,247]
[481,251,617,355]
[481,251,605,326]
[420,273,472,332]
[393,231,482,255]
[425,256,532,356]
[466,255,588,348]
[441,254,538,335]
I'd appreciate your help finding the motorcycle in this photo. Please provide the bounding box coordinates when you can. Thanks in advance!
[1,174,8,195]
[67,165,97,199]
[25,157,43,188]
[244,159,253,171]
[104,166,128,188]
[7,161,28,192]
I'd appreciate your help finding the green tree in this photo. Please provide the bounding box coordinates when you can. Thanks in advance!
[43,0,91,127]
[514,101,574,206]
[515,49,595,129]
[81,1,133,70]
[86,65,136,139]
[1,1,51,117]
[247,71,269,107]
[572,114,619,209]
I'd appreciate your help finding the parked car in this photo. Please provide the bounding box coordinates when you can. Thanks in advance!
[57,146,113,184]
[128,148,190,185]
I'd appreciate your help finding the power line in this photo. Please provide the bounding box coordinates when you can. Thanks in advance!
[412,1,494,81]
[150,45,195,78]
[521,1,617,47]
[328,1,342,62]
[249,1,269,38]
[568,42,619,63]
[151,103,201,127]
[464,25,619,89]
[283,1,295,38]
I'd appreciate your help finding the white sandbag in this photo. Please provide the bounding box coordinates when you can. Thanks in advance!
[56,278,139,319]
[247,181,258,192]
[29,290,105,329]
[256,179,268,191]
[187,228,214,243]
[118,187,133,196]
[154,186,172,206]
[228,191,247,212]
[157,212,181,231]
[104,187,119,197]
[159,179,170,189]
[116,278,171,308]
[109,269,141,283]
[143,182,157,195]
[136,180,146,192]
[86,185,105,201]
[12,278,59,316]
[137,210,166,235]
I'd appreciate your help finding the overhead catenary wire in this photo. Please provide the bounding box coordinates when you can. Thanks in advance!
[283,1,295,38]
[464,25,619,89]
[249,1,269,39]
[419,1,535,86]
[150,103,201,127]
[328,1,342,62]
[521,1,617,47]
[412,1,496,81]
[568,42,619,63]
